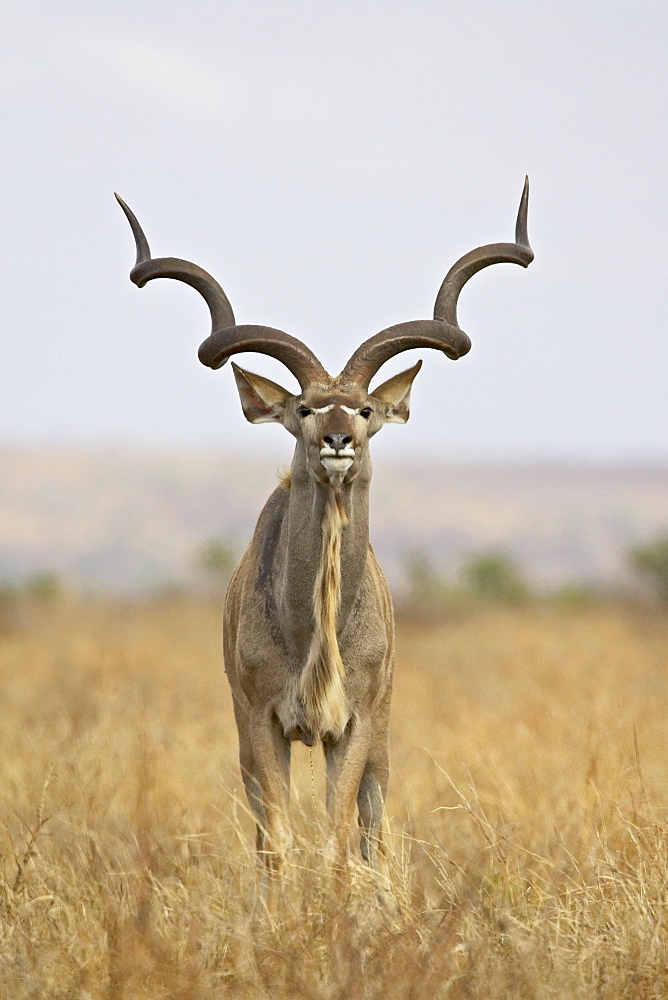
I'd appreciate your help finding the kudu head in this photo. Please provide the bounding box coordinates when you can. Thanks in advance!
[116,181,532,487]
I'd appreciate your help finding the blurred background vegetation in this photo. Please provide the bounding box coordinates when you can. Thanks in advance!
[3,532,668,631]
[628,535,668,604]
[397,532,668,620]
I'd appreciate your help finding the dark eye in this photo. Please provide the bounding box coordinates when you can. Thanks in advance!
[298,406,312,418]
[360,407,372,419]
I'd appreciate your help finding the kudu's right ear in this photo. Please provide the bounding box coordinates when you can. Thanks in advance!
[231,362,292,424]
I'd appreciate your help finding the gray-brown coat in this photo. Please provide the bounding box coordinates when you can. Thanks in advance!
[117,180,533,892]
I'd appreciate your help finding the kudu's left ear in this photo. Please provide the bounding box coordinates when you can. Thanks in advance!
[231,362,292,424]
[371,360,422,424]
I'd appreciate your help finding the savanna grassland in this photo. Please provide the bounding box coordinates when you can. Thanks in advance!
[1,596,667,998]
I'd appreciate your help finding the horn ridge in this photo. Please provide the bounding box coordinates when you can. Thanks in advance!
[130,256,237,332]
[198,325,329,386]
[339,320,471,387]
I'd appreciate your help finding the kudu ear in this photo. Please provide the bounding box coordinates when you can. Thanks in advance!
[371,360,422,424]
[231,362,293,424]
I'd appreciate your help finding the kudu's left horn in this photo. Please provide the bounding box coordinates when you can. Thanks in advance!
[339,178,533,389]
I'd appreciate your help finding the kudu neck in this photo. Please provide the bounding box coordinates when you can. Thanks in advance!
[280,440,372,656]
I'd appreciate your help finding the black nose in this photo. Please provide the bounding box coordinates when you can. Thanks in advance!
[323,433,352,450]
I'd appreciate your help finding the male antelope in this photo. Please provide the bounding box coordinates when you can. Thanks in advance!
[117,182,532,883]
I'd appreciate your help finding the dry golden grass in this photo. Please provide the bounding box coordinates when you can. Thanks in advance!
[1,596,667,998]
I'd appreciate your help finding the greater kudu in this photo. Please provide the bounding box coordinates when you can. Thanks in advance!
[117,181,533,887]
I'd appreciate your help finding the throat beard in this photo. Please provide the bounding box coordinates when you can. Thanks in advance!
[299,489,348,739]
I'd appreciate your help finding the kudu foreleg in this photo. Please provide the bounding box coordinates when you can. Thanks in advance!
[249,708,292,897]
[323,719,373,874]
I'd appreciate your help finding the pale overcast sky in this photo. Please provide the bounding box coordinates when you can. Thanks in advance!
[1,0,666,463]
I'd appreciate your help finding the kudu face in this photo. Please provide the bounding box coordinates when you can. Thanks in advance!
[231,361,422,487]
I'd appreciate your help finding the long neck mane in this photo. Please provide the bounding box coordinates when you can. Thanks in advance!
[299,488,348,738]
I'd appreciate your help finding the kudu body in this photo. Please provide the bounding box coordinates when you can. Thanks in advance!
[118,181,533,884]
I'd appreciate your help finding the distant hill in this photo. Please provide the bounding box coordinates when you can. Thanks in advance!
[1,447,667,593]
